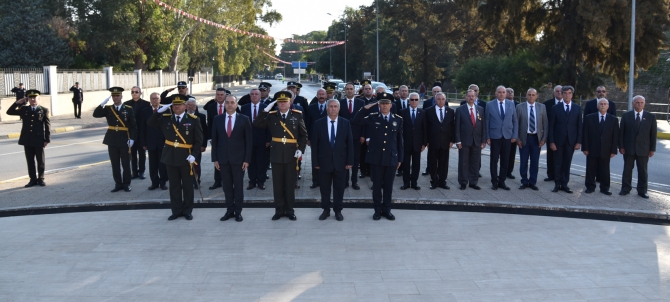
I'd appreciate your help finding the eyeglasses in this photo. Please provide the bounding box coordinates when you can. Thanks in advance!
[596,90,606,93]
[409,99,419,101]
[131,91,140,94]
[178,87,187,89]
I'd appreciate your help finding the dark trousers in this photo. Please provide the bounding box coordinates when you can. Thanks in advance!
[213,161,222,185]
[319,168,346,212]
[310,146,320,186]
[360,143,370,175]
[192,153,202,187]
[586,156,611,192]
[371,164,395,213]
[346,142,362,185]
[24,146,45,180]
[428,147,450,185]
[622,154,649,194]
[519,135,541,186]
[271,162,297,215]
[147,147,167,186]
[402,147,421,186]
[248,145,268,186]
[72,101,82,118]
[546,147,555,179]
[508,142,517,176]
[220,162,245,214]
[129,144,146,174]
[489,138,511,186]
[108,145,131,185]
[457,144,481,186]
[166,164,194,216]
[553,140,575,187]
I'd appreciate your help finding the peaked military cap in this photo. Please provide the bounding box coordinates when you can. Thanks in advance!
[392,87,399,92]
[109,86,124,95]
[177,81,188,87]
[376,92,393,103]
[361,79,372,86]
[26,89,41,97]
[216,87,231,94]
[170,94,188,104]
[259,82,272,90]
[323,82,337,93]
[286,81,298,87]
[274,91,292,102]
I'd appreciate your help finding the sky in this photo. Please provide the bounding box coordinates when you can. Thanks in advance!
[258,0,373,54]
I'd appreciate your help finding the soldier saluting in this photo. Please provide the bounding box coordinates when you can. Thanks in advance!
[148,95,203,221]
[6,90,50,187]
[253,91,307,221]
[94,87,137,192]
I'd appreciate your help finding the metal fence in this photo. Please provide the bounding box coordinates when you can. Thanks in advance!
[57,70,106,93]
[1,68,46,96]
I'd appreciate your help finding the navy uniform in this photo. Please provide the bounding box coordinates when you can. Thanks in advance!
[93,87,137,192]
[69,84,83,118]
[123,94,151,179]
[353,93,404,220]
[148,95,203,220]
[286,81,309,109]
[11,85,26,101]
[160,81,194,105]
[6,90,50,187]
[253,91,307,221]
[239,82,272,107]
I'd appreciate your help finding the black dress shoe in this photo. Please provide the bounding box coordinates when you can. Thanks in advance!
[298,174,302,180]
[310,184,319,189]
[247,184,256,190]
[345,183,349,188]
[585,188,595,193]
[430,184,437,190]
[506,174,515,179]
[551,186,560,192]
[138,173,146,180]
[132,173,139,179]
[400,184,409,190]
[459,184,466,190]
[286,214,297,221]
[439,184,450,190]
[123,185,131,192]
[498,183,510,190]
[24,180,37,188]
[111,185,123,192]
[295,183,300,189]
[469,184,481,190]
[272,214,282,220]
[601,190,612,196]
[422,172,429,176]
[372,212,382,220]
[491,185,498,190]
[36,179,46,186]
[258,184,266,190]
[235,214,243,222]
[168,214,180,220]
[561,186,573,193]
[335,212,343,221]
[478,173,482,178]
[528,184,539,191]
[209,183,222,190]
[519,184,527,190]
[383,212,396,221]
[319,210,330,220]
[411,185,421,190]
[638,192,650,199]
[619,190,630,196]
[544,177,554,182]
[161,184,168,190]
[183,213,193,220]
[220,212,234,221]
[148,185,158,190]
[359,174,366,178]
[396,171,403,177]
[352,184,360,190]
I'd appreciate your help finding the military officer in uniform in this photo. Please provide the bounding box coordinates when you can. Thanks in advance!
[253,91,307,221]
[287,81,309,109]
[148,95,203,220]
[6,89,50,187]
[353,92,404,220]
[94,87,137,192]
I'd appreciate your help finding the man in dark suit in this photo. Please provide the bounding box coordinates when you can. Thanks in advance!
[186,98,208,188]
[394,85,411,177]
[305,89,329,189]
[355,83,377,178]
[425,92,455,190]
[583,86,616,117]
[211,95,253,222]
[455,90,486,190]
[312,99,354,221]
[505,88,521,179]
[6,90,50,187]
[582,98,618,195]
[353,93,403,221]
[459,84,487,112]
[339,83,365,190]
[619,95,657,199]
[485,86,518,191]
[398,92,426,190]
[139,93,168,190]
[516,88,548,191]
[206,88,229,189]
[240,88,270,190]
[70,82,83,118]
[547,85,582,193]
[543,85,563,182]
[422,86,442,109]
[123,86,151,180]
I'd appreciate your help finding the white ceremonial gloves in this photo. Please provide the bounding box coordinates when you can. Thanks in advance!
[294,150,302,158]
[186,155,196,164]
[100,96,111,107]
[157,104,172,113]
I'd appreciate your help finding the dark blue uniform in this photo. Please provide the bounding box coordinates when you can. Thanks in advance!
[139,106,167,189]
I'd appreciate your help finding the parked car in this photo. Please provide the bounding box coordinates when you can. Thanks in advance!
[335,82,347,99]
[371,81,392,94]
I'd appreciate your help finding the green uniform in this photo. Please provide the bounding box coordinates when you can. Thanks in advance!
[6,103,50,182]
[93,104,137,187]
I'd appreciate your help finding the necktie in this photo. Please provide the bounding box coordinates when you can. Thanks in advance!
[32,107,36,112]
[330,120,336,149]
[176,116,180,124]
[253,105,257,121]
[529,106,536,133]
[565,104,569,112]
[499,101,505,120]
[402,101,406,109]
[227,115,232,137]
[412,109,416,125]
[348,100,353,114]
[218,104,223,115]
[384,115,388,122]
[439,108,444,122]
[600,115,604,125]
[319,104,323,114]
[470,107,476,127]
[282,113,286,122]
[636,113,641,125]
[153,108,157,113]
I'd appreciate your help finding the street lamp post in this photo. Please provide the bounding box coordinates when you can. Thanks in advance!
[628,0,636,111]
[344,26,347,82]
[376,0,379,82]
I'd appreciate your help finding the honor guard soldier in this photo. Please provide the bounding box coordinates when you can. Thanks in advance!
[353,92,404,220]
[6,89,50,187]
[253,91,307,221]
[148,95,204,220]
[94,87,137,192]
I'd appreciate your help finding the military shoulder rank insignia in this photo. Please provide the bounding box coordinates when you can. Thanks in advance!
[394,114,402,118]
[124,105,132,109]
[291,109,302,114]
[188,113,197,119]
[370,112,379,115]
[163,113,172,116]
[269,110,277,114]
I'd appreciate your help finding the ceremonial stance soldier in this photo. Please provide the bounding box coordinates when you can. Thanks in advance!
[94,87,137,192]
[148,95,203,220]
[6,90,50,187]
[253,91,307,221]
[353,93,403,221]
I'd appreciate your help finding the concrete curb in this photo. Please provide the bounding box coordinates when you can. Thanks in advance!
[0,123,108,139]
[658,132,670,140]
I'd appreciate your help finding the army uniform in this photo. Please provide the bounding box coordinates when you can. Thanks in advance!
[148,95,203,219]
[253,91,307,219]
[5,90,50,187]
[93,87,137,191]
[353,93,404,220]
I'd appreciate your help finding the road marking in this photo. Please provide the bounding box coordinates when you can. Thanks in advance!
[0,160,109,184]
[0,139,103,156]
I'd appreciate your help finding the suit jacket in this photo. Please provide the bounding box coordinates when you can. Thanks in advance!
[543,98,561,123]
[211,113,253,164]
[619,110,657,156]
[305,101,328,140]
[123,99,151,124]
[459,99,487,116]
[454,104,486,147]
[193,111,208,148]
[424,105,455,149]
[399,107,426,152]
[516,102,548,146]
[206,101,226,142]
[548,102,582,147]
[311,117,354,172]
[582,113,619,158]
[6,104,50,147]
[240,102,271,147]
[422,97,435,109]
[93,105,137,147]
[338,98,365,138]
[147,112,203,166]
[294,96,309,109]
[583,98,617,117]
[140,106,165,150]
[395,99,411,111]
[485,99,518,140]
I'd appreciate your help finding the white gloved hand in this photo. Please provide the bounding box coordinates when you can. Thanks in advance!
[294,150,302,158]
[157,104,171,113]
[128,139,134,148]
[186,155,196,164]
[188,97,196,102]
[100,96,111,107]
[264,100,277,112]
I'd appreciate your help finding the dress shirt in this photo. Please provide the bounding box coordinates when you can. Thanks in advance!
[496,99,505,115]
[435,105,445,121]
[226,113,236,133]
[564,101,572,112]
[217,103,225,115]
[251,102,260,123]
[400,98,408,109]
[328,117,338,142]
[599,112,607,122]
[174,112,184,123]
[527,102,537,134]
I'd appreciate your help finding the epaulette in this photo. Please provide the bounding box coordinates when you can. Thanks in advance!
[370,112,379,115]
[393,114,402,118]
[269,110,277,114]
[188,113,197,119]
[291,109,302,114]
[105,105,113,107]
[163,113,172,116]
[124,105,132,108]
